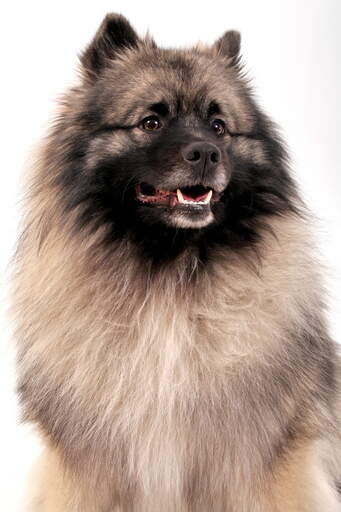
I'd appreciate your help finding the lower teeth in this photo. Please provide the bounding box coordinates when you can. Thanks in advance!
[182,200,207,205]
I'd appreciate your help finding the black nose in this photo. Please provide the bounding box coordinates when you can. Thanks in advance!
[181,142,221,178]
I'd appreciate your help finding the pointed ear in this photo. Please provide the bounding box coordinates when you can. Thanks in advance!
[81,14,140,79]
[214,30,241,64]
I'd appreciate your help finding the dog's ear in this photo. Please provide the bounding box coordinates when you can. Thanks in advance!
[81,14,139,80]
[214,30,241,65]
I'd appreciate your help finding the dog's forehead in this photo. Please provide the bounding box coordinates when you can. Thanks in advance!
[100,48,255,132]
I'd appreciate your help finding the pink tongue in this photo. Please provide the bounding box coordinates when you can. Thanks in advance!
[182,191,209,202]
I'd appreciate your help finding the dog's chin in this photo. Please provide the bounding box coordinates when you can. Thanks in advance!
[164,205,215,229]
[136,202,216,229]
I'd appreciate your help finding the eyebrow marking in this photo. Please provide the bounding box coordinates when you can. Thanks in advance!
[92,123,136,136]
[207,101,221,118]
[149,102,169,117]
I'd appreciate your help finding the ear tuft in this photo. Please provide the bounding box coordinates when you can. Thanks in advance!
[214,30,241,63]
[81,14,139,79]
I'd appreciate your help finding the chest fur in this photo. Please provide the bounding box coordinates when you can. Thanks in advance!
[16,217,321,506]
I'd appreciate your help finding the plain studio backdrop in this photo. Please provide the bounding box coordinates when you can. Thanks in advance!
[0,0,340,509]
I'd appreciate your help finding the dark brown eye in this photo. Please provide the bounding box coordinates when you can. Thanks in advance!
[141,116,162,131]
[211,119,225,136]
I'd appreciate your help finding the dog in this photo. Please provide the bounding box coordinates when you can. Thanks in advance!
[12,13,341,511]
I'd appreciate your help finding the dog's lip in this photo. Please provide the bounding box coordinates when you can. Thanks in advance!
[135,183,221,208]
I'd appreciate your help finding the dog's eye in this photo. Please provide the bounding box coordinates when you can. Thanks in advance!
[141,116,162,131]
[211,119,225,136]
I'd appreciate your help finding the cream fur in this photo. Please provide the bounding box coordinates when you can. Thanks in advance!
[13,204,340,510]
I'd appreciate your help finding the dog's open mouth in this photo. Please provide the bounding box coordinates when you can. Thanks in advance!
[136,183,220,207]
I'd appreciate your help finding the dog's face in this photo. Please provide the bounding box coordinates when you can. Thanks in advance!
[55,15,297,260]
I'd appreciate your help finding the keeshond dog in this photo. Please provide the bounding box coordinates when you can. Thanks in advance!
[12,13,341,512]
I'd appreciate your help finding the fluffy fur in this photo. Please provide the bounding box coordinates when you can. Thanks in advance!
[12,13,341,511]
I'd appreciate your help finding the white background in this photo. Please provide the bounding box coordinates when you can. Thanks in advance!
[0,1,340,510]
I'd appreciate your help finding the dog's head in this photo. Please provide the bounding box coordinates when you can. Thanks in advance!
[52,14,297,261]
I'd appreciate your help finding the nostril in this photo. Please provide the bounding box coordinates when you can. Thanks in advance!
[210,151,220,163]
[186,150,201,162]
